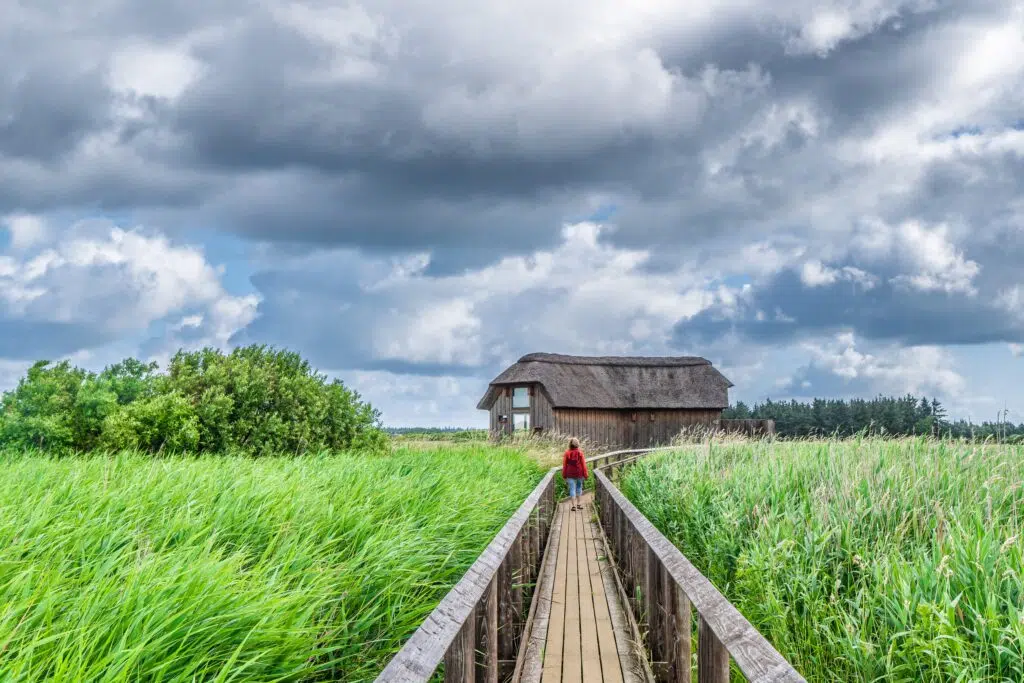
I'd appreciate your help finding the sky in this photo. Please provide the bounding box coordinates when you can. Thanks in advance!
[1,0,1023,428]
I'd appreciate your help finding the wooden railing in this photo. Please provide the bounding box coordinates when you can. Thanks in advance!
[376,446,803,682]
[374,469,557,683]
[717,418,776,437]
[593,453,806,682]
[584,446,681,470]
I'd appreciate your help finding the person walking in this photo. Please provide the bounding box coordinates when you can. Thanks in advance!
[562,437,588,511]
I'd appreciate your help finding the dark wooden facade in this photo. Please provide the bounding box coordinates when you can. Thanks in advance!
[480,353,736,449]
[487,383,723,448]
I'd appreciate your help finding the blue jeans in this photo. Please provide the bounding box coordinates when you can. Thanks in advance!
[567,477,584,498]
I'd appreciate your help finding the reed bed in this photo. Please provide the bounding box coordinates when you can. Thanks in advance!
[620,438,1024,682]
[0,446,543,682]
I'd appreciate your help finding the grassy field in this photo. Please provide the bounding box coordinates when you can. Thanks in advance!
[0,446,544,682]
[620,439,1024,682]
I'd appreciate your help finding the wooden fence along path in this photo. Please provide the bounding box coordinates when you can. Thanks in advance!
[375,449,806,683]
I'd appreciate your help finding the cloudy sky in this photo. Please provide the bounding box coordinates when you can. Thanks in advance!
[2,0,1023,427]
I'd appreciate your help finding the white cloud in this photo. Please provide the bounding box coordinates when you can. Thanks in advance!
[344,370,483,428]
[782,1,938,56]
[847,218,981,294]
[800,260,877,288]
[421,48,709,157]
[339,221,743,366]
[998,286,1024,317]
[891,220,980,294]
[1011,343,1023,358]
[0,219,256,345]
[799,331,966,396]
[2,214,48,250]
[0,359,31,392]
[108,37,206,100]
[377,298,483,366]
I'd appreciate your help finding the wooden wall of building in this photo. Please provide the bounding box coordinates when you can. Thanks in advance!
[488,392,512,436]
[487,384,729,447]
[552,408,722,448]
[488,384,555,438]
[531,389,555,431]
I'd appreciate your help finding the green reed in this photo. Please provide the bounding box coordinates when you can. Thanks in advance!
[0,446,543,682]
[621,438,1024,682]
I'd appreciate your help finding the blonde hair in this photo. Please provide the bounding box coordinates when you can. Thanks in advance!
[568,437,580,449]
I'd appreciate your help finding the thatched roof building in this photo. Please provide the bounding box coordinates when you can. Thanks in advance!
[477,353,735,447]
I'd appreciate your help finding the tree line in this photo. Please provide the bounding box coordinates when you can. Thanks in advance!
[724,395,1024,442]
[0,345,387,456]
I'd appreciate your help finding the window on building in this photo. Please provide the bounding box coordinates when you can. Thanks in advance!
[513,413,530,431]
[512,386,530,409]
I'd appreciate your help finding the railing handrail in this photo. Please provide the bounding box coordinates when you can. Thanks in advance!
[585,446,680,467]
[374,468,556,682]
[595,459,806,682]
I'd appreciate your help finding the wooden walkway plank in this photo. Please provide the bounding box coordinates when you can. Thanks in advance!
[526,493,640,683]
[561,505,583,683]
[592,512,644,683]
[583,509,624,683]
[517,501,565,682]
[540,496,572,683]
[577,500,603,683]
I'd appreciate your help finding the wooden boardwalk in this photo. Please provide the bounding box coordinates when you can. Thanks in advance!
[518,493,642,683]
[377,452,804,683]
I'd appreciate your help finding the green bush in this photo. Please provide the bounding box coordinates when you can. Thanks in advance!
[0,346,386,456]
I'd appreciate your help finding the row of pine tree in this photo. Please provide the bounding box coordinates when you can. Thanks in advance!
[724,395,1024,441]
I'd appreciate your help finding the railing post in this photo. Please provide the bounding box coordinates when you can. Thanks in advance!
[631,520,642,617]
[668,575,691,683]
[646,548,663,676]
[531,508,540,585]
[622,519,633,605]
[514,531,525,615]
[445,608,476,682]
[615,498,622,560]
[497,539,520,678]
[641,543,653,653]
[477,579,499,683]
[538,487,549,553]
[698,616,729,683]
[523,513,533,586]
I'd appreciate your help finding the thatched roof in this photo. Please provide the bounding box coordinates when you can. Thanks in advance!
[477,353,733,410]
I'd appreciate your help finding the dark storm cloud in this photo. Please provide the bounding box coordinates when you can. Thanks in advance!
[1,0,1015,266]
[190,172,572,254]
[1,0,1023,391]
[673,267,1024,349]
[0,63,114,163]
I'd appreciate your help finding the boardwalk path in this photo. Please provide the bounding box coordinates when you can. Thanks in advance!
[518,492,643,683]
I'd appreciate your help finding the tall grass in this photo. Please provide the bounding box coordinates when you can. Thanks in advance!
[0,446,543,682]
[620,438,1024,682]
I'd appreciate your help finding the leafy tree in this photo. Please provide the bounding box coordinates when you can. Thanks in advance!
[0,361,91,452]
[0,346,386,455]
[100,392,200,453]
[98,358,160,405]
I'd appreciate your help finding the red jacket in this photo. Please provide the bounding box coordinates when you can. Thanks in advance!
[562,448,588,479]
